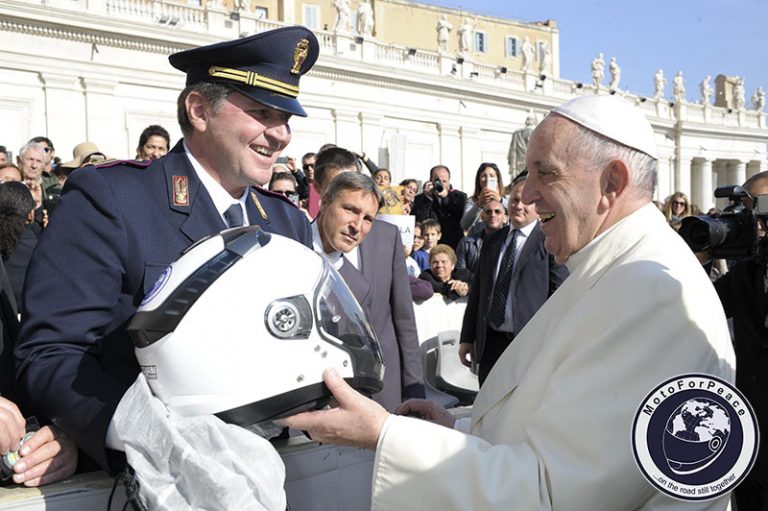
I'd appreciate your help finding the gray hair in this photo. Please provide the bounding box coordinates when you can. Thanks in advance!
[18,142,46,160]
[322,172,384,210]
[177,82,232,136]
[571,124,657,199]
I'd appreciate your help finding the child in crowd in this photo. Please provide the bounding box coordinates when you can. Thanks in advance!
[411,221,430,272]
[421,219,441,251]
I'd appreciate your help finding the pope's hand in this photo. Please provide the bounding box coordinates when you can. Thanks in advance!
[395,399,454,428]
[280,368,389,450]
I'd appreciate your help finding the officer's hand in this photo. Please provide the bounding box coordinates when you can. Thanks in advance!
[0,397,25,454]
[458,342,473,368]
[395,400,454,428]
[13,425,77,487]
[279,368,388,450]
[13,426,77,486]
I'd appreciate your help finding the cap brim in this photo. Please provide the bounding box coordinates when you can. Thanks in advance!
[229,84,308,117]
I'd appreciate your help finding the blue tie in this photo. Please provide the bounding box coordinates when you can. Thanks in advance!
[224,204,244,228]
[489,229,518,329]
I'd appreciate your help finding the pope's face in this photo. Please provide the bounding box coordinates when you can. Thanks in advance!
[196,91,291,196]
[522,115,605,264]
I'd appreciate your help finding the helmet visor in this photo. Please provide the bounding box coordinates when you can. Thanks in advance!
[314,261,384,393]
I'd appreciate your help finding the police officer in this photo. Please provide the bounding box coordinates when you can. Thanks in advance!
[15,26,319,473]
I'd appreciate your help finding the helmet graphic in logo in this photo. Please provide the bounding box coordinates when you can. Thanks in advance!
[663,398,731,475]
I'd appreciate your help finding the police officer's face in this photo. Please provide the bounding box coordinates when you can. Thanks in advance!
[318,189,378,254]
[195,91,291,195]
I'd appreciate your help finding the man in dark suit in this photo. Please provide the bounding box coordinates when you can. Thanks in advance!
[713,171,768,511]
[15,27,318,473]
[459,173,568,385]
[314,172,425,411]
[455,198,506,280]
[411,165,467,249]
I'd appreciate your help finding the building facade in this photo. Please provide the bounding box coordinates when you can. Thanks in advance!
[0,0,765,208]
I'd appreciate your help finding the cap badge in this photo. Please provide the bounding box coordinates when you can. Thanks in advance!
[291,39,310,75]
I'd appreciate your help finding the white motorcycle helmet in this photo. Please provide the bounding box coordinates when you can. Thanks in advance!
[128,226,384,426]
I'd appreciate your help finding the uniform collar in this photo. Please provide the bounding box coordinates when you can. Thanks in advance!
[183,141,248,223]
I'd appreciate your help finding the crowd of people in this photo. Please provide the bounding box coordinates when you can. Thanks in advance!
[0,25,763,511]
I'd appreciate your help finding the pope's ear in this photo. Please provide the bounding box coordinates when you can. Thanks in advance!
[604,159,630,200]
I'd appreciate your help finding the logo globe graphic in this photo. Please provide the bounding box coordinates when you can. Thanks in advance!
[663,397,731,475]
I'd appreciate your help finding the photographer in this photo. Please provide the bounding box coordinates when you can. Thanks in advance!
[709,171,768,510]
[411,165,467,248]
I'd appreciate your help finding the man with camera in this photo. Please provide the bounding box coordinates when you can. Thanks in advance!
[412,165,467,249]
[712,171,768,510]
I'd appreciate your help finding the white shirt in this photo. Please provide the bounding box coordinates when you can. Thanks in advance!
[490,219,538,332]
[311,220,360,271]
[183,141,249,226]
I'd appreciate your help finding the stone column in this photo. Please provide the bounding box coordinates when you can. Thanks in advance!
[332,109,361,153]
[654,149,674,201]
[727,160,747,187]
[359,112,385,173]
[458,126,480,192]
[690,159,714,212]
[437,123,461,178]
[675,151,693,196]
[81,77,121,158]
[713,160,729,210]
[39,72,85,156]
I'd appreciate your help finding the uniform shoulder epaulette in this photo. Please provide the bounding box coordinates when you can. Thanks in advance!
[89,159,152,170]
[253,186,299,209]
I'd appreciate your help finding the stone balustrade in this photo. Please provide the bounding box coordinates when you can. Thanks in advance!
[10,0,765,131]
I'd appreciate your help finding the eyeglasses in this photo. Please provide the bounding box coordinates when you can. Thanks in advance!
[42,147,52,154]
[303,163,315,170]
[273,190,297,197]
[672,201,686,206]
[483,208,505,215]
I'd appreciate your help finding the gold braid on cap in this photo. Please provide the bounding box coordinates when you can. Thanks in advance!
[207,66,299,97]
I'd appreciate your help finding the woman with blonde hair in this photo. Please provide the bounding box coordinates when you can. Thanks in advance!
[663,191,692,223]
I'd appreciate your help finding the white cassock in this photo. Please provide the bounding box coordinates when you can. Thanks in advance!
[371,204,736,511]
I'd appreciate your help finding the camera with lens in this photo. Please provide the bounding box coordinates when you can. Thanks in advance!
[679,185,768,261]
[432,178,444,194]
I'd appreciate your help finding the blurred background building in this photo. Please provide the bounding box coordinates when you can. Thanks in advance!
[1,0,765,208]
